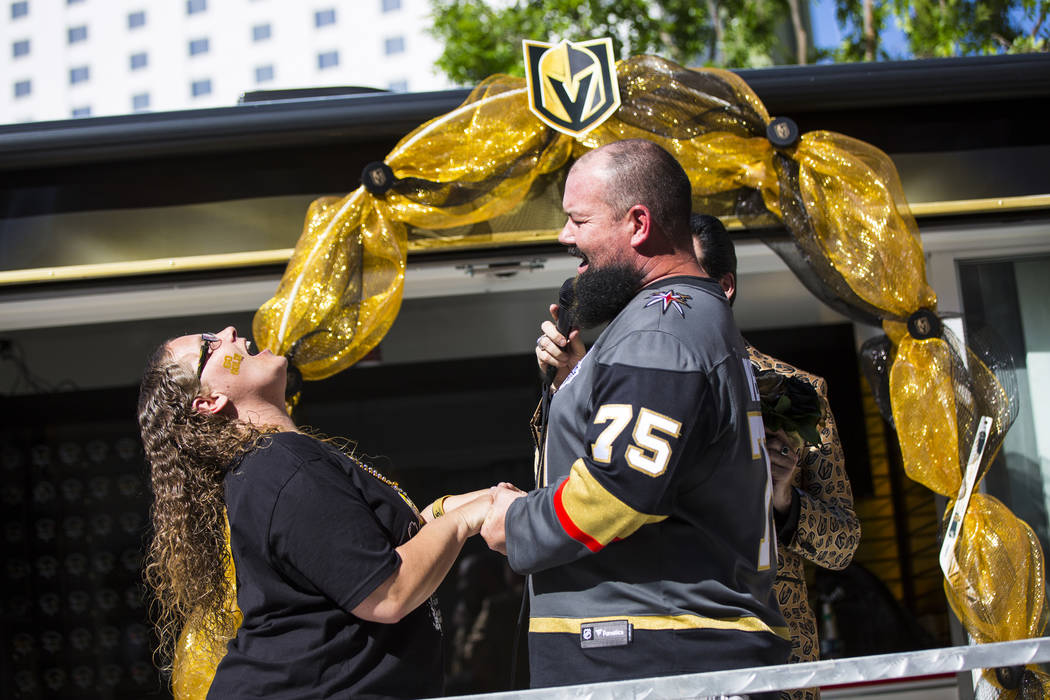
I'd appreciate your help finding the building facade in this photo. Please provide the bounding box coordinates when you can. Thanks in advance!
[1,0,452,123]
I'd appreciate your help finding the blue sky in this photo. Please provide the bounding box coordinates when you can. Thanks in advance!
[810,0,911,59]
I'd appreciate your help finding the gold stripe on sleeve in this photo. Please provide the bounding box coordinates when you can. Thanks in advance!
[559,459,666,546]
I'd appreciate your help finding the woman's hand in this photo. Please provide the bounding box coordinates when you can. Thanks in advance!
[481,483,527,555]
[423,484,523,524]
[423,488,485,523]
[448,483,522,537]
[766,428,802,514]
[450,493,494,536]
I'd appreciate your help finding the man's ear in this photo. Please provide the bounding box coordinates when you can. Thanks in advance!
[192,392,229,415]
[626,204,652,249]
[720,272,737,303]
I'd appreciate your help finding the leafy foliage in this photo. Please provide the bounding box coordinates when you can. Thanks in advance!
[428,0,801,83]
[428,0,1049,85]
[832,0,1049,61]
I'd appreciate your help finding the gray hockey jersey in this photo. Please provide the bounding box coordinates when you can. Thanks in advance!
[506,275,790,687]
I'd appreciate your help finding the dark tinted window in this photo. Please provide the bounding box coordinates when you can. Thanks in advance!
[315,8,335,26]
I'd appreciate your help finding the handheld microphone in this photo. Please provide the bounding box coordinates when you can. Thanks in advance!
[544,278,577,386]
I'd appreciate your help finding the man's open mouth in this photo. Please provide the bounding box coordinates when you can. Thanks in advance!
[569,246,589,272]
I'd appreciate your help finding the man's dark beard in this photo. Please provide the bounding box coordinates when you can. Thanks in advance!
[571,263,642,329]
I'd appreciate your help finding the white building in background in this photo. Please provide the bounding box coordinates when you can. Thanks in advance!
[0,0,453,123]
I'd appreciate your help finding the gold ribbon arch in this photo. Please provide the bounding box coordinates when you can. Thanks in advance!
[165,54,1050,696]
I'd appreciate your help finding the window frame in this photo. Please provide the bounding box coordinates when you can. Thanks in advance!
[188,37,210,56]
[190,78,212,97]
[69,66,90,85]
[68,25,88,44]
[314,8,335,27]
[317,50,339,69]
[254,64,274,83]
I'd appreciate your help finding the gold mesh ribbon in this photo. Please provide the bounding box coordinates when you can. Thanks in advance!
[252,53,1045,682]
[795,132,935,318]
[253,76,572,380]
[888,334,960,496]
[946,493,1048,644]
[171,515,240,700]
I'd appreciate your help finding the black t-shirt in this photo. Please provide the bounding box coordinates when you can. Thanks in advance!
[207,432,443,700]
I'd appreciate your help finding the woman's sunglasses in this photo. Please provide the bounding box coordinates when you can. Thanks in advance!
[196,332,221,379]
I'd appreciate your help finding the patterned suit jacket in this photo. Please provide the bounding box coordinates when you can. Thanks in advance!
[748,345,861,700]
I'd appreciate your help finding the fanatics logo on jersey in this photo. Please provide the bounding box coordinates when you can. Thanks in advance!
[644,290,692,317]
[580,619,633,648]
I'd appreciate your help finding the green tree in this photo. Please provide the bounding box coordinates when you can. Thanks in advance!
[428,0,808,84]
[830,0,893,60]
[895,0,1049,57]
[831,0,1048,61]
[429,0,1048,86]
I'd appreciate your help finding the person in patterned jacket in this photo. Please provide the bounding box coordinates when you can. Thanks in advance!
[689,214,860,699]
[482,139,791,692]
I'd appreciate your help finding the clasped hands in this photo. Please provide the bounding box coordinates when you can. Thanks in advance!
[479,482,526,555]
[428,482,525,555]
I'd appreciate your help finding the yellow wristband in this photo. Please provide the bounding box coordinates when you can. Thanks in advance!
[432,495,451,519]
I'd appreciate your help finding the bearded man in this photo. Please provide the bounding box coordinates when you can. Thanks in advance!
[481,139,791,691]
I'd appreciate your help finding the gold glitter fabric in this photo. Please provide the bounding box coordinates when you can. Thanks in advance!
[795,132,935,319]
[171,518,240,700]
[945,493,1047,644]
[888,334,960,496]
[253,52,1045,670]
[253,75,572,380]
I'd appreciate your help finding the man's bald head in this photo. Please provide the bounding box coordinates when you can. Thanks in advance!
[573,139,692,248]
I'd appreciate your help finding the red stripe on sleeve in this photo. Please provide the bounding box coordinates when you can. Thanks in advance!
[553,478,604,553]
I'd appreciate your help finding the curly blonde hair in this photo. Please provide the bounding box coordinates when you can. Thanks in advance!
[137,340,269,670]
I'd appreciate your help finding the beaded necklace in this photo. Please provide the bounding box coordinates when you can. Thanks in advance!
[350,456,423,523]
[312,434,424,523]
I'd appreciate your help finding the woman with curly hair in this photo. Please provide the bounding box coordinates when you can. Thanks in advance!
[138,325,496,699]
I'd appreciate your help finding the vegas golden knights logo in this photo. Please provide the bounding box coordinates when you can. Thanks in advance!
[523,38,621,137]
[914,316,931,336]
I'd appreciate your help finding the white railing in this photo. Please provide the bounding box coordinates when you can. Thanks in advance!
[442,637,1050,699]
